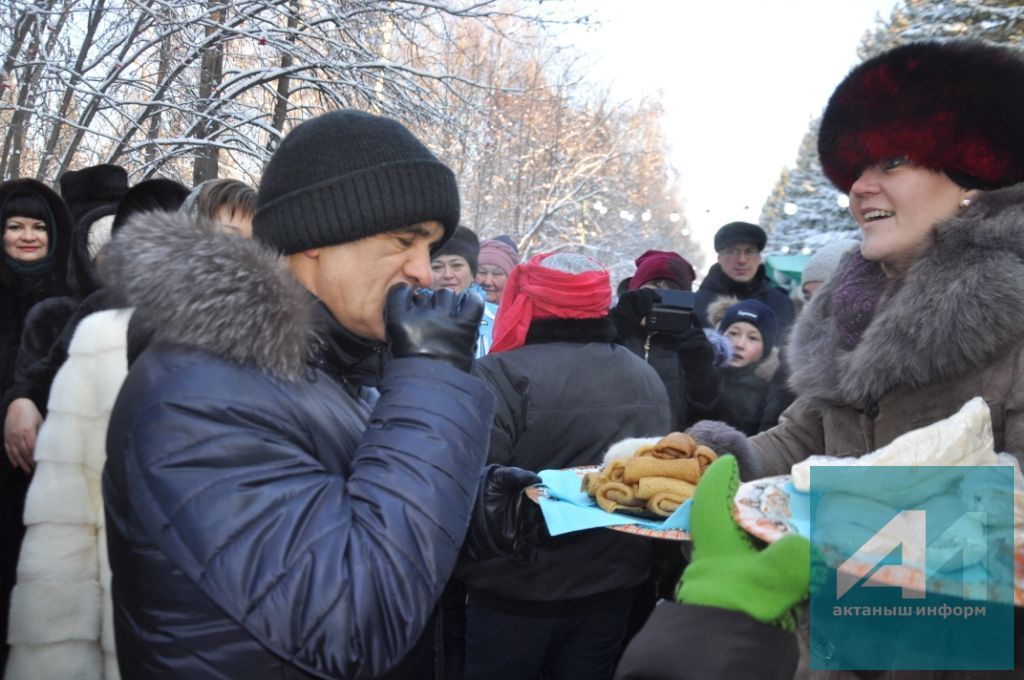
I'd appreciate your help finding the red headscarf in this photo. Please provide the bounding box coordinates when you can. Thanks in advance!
[490,252,612,353]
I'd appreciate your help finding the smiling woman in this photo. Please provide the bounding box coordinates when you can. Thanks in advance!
[0,179,73,391]
[738,39,1024,676]
[848,157,969,275]
[0,177,73,671]
[749,39,1024,475]
[3,216,49,264]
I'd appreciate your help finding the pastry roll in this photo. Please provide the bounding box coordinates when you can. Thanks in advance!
[602,458,627,483]
[623,457,701,485]
[646,493,684,517]
[638,477,696,516]
[693,445,718,472]
[595,481,646,514]
[634,476,696,501]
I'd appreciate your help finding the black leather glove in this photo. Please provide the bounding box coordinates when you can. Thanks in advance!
[385,284,483,373]
[610,288,661,339]
[461,464,544,564]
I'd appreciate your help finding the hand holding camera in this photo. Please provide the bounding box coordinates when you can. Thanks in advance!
[610,288,661,338]
[646,289,697,334]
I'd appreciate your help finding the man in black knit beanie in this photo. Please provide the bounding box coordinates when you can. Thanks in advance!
[102,110,538,679]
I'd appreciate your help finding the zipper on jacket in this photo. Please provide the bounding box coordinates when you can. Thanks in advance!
[643,333,653,361]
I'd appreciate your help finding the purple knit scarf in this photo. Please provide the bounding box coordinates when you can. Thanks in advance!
[832,251,888,351]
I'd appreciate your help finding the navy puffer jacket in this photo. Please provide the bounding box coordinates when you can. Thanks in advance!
[101,212,495,679]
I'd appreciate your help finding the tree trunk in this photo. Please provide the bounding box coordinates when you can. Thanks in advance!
[145,7,174,169]
[267,0,301,153]
[192,1,228,184]
[36,0,106,181]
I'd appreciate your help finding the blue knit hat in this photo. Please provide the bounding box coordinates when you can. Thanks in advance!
[717,299,778,358]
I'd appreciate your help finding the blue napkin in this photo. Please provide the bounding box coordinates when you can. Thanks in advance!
[536,468,691,536]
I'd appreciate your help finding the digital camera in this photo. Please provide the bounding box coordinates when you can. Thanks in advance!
[646,289,695,334]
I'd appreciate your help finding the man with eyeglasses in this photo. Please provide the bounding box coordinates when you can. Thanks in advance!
[694,221,795,340]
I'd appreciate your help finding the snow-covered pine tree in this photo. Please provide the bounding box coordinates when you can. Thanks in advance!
[759,118,857,254]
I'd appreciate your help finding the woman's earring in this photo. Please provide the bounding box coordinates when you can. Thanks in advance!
[960,197,972,209]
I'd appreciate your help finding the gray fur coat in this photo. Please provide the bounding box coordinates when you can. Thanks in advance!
[751,182,1024,478]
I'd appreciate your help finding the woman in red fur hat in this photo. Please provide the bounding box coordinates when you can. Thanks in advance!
[743,40,1024,678]
[617,40,1024,680]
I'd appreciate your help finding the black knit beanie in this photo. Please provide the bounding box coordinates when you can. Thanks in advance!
[254,110,460,254]
[432,226,479,275]
[717,299,778,358]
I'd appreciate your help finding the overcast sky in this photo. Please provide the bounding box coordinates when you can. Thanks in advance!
[560,0,900,261]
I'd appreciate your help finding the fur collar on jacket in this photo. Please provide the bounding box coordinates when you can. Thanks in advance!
[787,182,1024,409]
[100,211,316,380]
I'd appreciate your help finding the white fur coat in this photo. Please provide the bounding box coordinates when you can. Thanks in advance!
[5,309,131,680]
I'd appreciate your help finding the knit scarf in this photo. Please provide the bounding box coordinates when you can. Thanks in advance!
[490,253,611,353]
[832,251,888,351]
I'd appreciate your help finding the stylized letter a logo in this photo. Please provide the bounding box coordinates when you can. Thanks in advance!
[836,510,926,599]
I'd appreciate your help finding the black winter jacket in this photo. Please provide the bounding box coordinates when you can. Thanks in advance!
[101,212,496,680]
[459,318,671,610]
[694,264,795,338]
[614,602,799,680]
[717,351,794,436]
[614,327,721,431]
[1,289,117,416]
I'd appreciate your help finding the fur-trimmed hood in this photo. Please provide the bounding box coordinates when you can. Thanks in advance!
[787,182,1024,409]
[100,211,315,380]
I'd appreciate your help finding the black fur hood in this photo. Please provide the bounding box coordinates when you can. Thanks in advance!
[787,182,1024,409]
[100,211,315,380]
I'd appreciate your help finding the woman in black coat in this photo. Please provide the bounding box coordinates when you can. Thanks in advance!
[0,177,73,668]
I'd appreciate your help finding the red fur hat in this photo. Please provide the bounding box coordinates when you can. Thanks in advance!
[818,40,1024,193]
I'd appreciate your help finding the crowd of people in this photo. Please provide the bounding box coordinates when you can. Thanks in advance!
[1,37,1023,679]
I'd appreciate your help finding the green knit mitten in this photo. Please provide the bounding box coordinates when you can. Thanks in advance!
[675,455,810,630]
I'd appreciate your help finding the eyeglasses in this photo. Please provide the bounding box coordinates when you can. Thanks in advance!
[720,246,760,259]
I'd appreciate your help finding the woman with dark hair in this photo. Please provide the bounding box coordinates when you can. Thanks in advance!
[0,178,73,668]
[1,181,73,394]
[1,178,189,473]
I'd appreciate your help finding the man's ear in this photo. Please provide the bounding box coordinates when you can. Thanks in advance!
[298,247,320,259]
